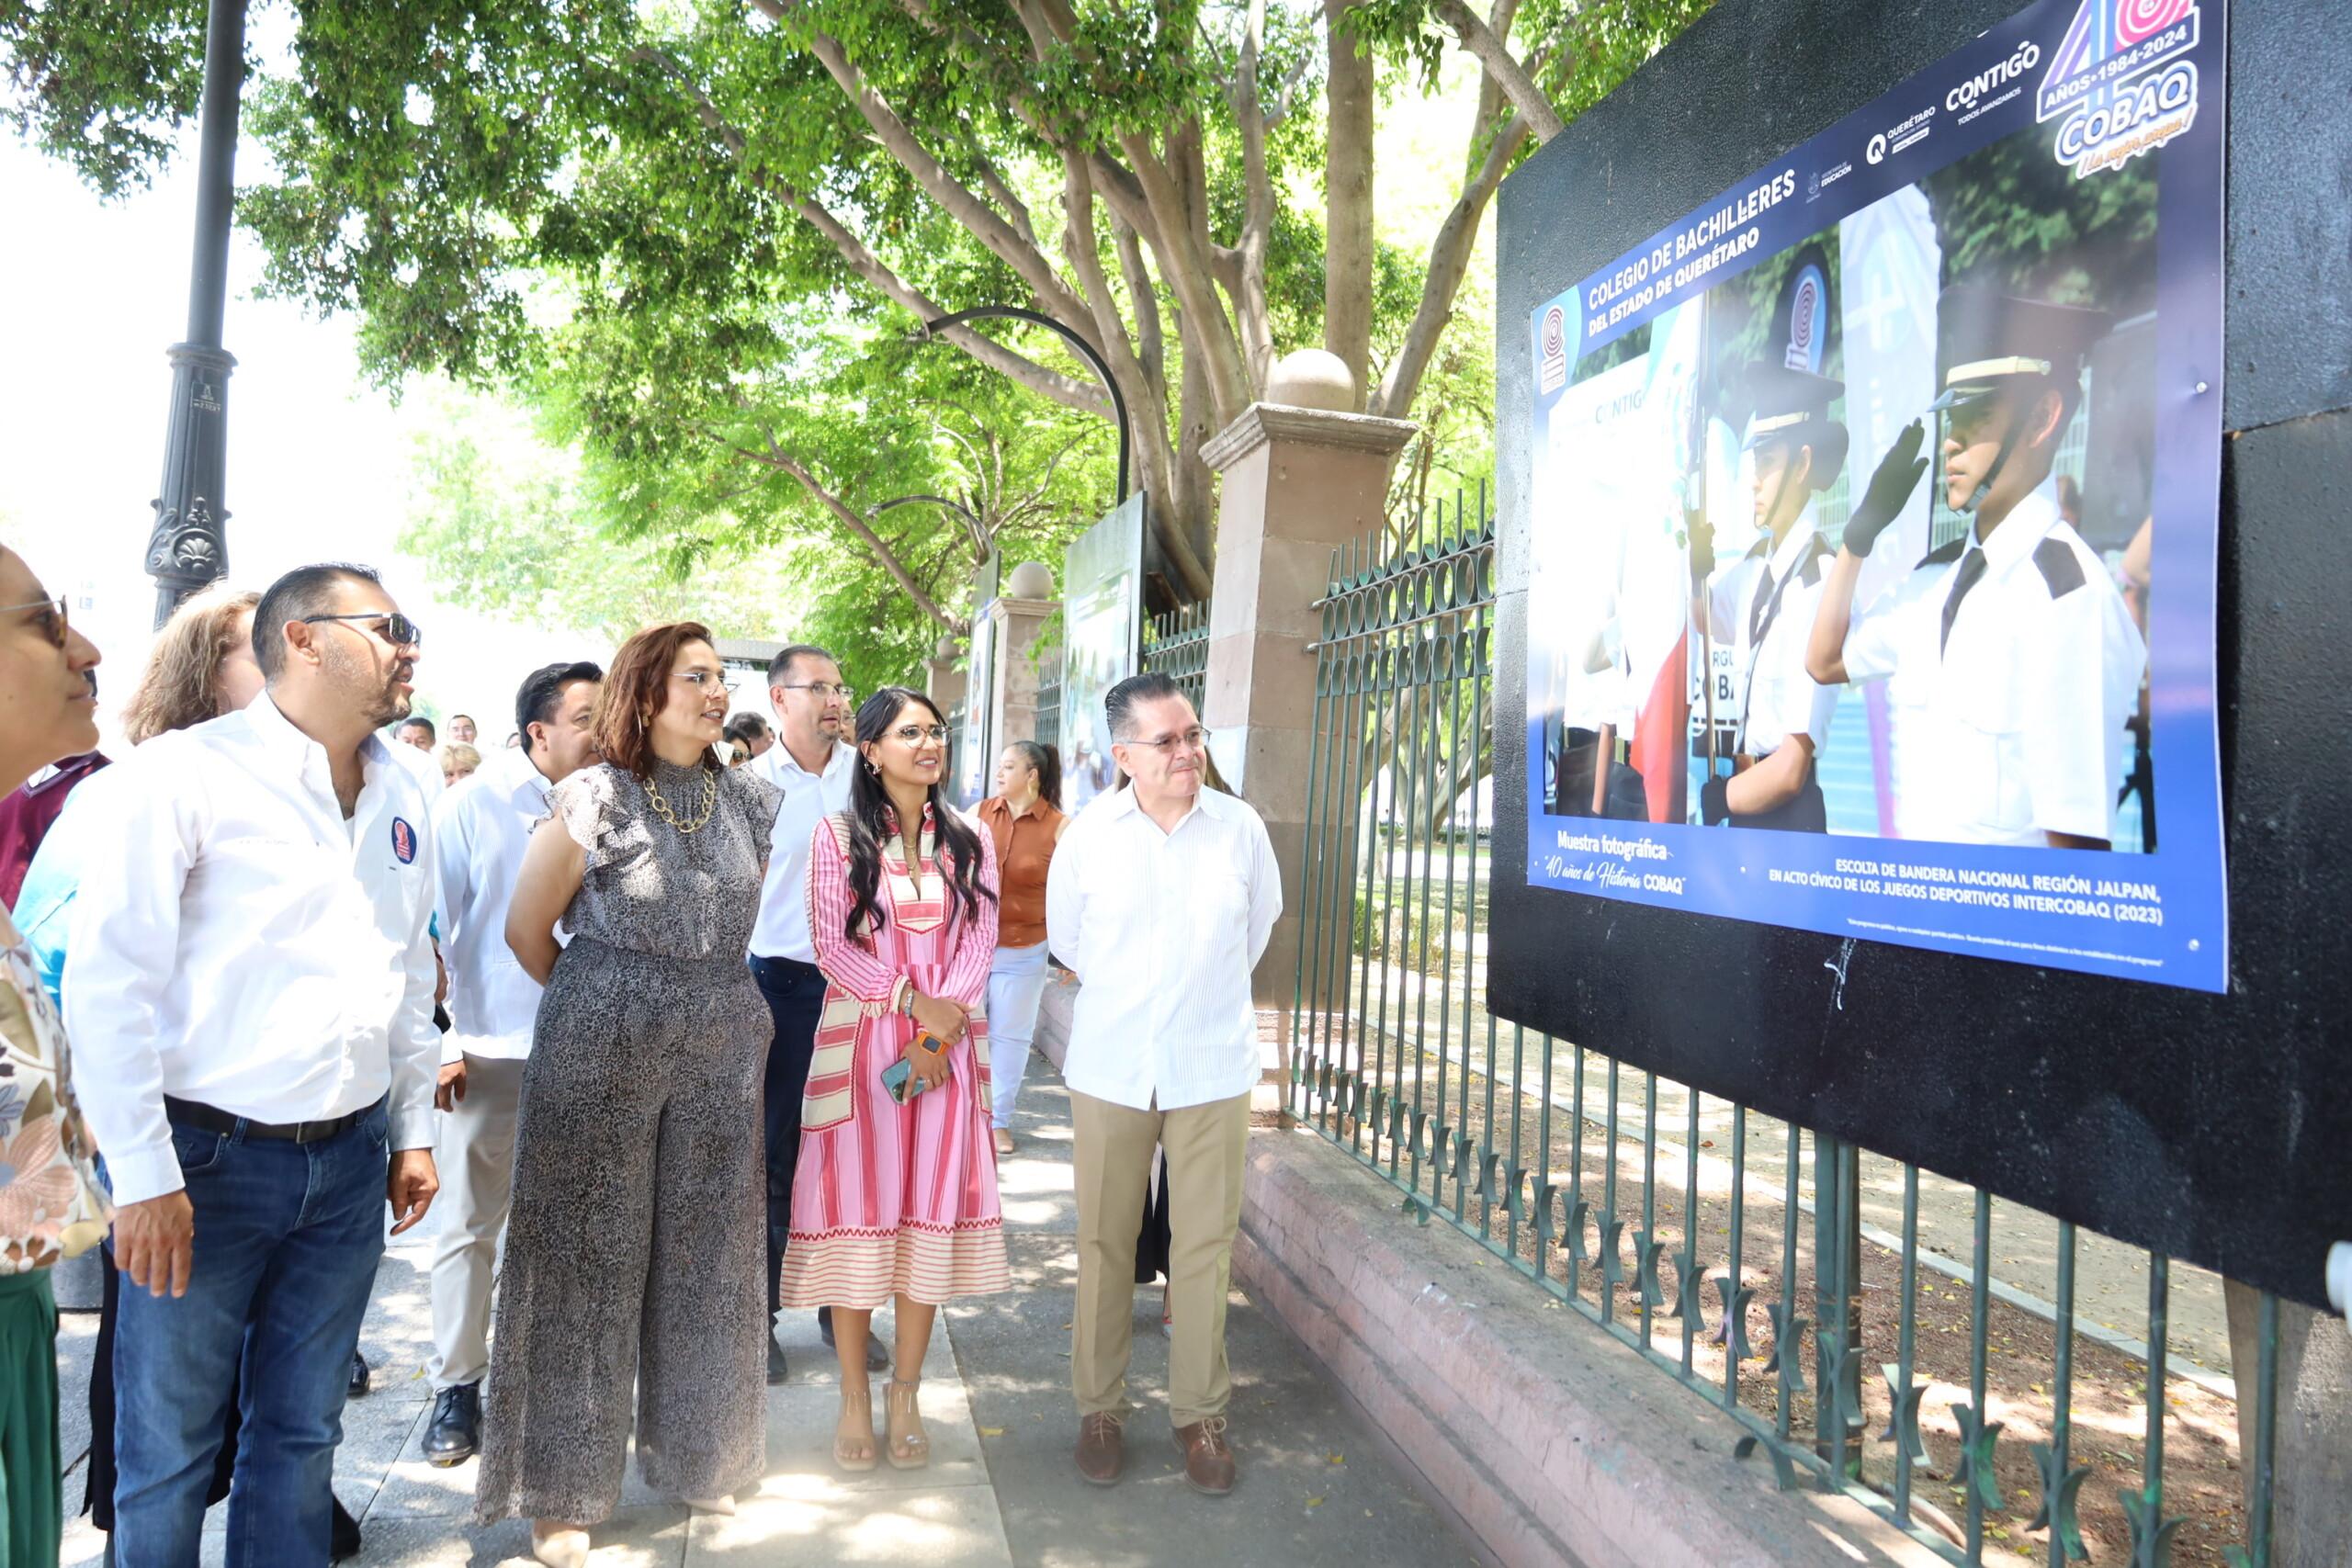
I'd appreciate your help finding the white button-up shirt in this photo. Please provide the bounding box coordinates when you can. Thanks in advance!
[1843,486,2145,846]
[1706,517,1838,759]
[748,737,855,962]
[1046,784,1283,1111]
[432,747,557,1064]
[62,694,441,1204]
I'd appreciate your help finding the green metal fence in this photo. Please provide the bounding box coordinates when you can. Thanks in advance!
[1142,600,1212,710]
[1286,485,2282,1567]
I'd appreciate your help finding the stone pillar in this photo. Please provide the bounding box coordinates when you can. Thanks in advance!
[987,561,1059,749]
[1199,352,1415,1046]
[924,634,967,715]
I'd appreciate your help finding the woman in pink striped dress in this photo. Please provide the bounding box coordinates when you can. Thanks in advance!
[780,687,1011,1472]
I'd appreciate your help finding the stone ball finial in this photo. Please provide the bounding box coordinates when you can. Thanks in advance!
[933,635,960,663]
[1264,348,1358,412]
[1006,560,1055,600]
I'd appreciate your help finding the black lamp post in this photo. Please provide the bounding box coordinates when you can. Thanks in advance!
[918,307,1130,505]
[141,0,249,630]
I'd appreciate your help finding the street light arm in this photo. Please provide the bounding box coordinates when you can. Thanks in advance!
[921,307,1130,504]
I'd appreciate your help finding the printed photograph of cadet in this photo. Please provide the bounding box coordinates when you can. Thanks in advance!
[1688,362,1843,832]
[1805,285,2147,850]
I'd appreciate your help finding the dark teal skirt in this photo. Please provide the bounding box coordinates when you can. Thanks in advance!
[0,1269,60,1568]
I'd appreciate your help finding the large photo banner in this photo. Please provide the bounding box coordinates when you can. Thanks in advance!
[1523,0,2226,991]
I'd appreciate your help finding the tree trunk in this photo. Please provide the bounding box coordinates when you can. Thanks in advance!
[1323,0,1375,407]
[2225,1278,2352,1568]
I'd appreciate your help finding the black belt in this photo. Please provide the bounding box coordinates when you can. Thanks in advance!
[164,1095,378,1145]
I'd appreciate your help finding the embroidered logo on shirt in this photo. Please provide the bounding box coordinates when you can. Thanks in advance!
[390,818,417,864]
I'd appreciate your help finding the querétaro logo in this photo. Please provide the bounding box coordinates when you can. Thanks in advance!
[2037,0,2202,176]
[391,817,416,865]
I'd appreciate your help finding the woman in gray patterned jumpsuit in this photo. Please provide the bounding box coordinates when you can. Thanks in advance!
[473,622,780,1568]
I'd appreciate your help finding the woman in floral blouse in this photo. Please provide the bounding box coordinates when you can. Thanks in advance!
[0,542,108,1568]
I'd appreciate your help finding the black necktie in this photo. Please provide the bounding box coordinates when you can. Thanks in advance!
[1747,566,1775,648]
[1940,547,1986,657]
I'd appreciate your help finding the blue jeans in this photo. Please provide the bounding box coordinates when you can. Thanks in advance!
[108,1100,389,1568]
[987,942,1052,1131]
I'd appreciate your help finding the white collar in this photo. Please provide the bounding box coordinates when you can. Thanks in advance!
[1764,507,1823,584]
[762,737,850,784]
[246,690,391,778]
[1973,481,2063,574]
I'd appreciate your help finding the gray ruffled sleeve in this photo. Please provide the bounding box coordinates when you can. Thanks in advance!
[545,765,649,873]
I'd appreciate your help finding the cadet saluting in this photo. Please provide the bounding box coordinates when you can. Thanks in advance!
[1690,363,1846,832]
[1805,286,2145,849]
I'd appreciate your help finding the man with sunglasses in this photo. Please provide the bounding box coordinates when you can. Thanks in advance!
[743,643,886,1380]
[1046,671,1282,1497]
[1806,286,2144,850]
[65,563,443,1566]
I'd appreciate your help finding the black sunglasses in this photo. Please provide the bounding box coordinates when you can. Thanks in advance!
[301,611,423,650]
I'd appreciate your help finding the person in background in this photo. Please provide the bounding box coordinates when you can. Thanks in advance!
[743,646,886,1382]
[504,730,523,750]
[0,746,107,910]
[447,713,478,746]
[724,712,774,761]
[399,715,437,751]
[1047,672,1281,1497]
[778,687,1007,1473]
[0,543,110,1568]
[976,740,1067,1156]
[419,660,602,1470]
[476,623,775,1567]
[8,586,373,1560]
[439,741,482,788]
[66,562,442,1566]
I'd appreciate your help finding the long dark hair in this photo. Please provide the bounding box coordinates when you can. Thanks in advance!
[1002,739,1062,811]
[842,687,996,939]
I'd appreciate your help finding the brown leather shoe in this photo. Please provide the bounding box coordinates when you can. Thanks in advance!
[1075,1411,1125,1485]
[1172,1416,1237,1495]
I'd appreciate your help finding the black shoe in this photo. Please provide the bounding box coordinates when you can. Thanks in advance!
[347,1349,369,1399]
[330,1496,363,1562]
[767,1337,788,1386]
[818,1308,891,1371]
[423,1382,481,1467]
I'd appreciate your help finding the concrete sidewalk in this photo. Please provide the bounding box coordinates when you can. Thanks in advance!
[55,1055,1468,1567]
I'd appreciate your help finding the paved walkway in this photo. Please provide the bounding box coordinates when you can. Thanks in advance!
[54,1057,1467,1567]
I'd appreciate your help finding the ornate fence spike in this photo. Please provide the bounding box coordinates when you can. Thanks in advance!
[2120,1486,2184,1568]
[1880,1364,1928,1463]
[1951,1402,2005,1510]
[2027,1440,2091,1561]
[1632,1230,1668,1310]
[1669,1249,1704,1324]
[1597,1212,1626,1296]
[1761,1303,1809,1378]
[1562,1195,1591,1264]
[1714,1277,1754,1359]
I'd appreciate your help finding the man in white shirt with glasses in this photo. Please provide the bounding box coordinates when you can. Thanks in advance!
[419,659,603,1468]
[744,643,888,1379]
[1047,671,1282,1498]
[67,562,443,1567]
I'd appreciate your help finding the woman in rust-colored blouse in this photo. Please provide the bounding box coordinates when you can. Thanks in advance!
[975,740,1069,1155]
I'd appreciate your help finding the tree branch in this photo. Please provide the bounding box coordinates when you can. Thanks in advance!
[1372,98,1531,419]
[1430,0,1565,141]
[1233,0,1277,387]
[718,431,960,631]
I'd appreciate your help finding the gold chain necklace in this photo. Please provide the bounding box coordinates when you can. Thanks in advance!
[645,764,718,835]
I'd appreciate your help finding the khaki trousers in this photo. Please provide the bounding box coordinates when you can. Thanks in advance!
[427,1053,526,1390]
[1069,1088,1250,1428]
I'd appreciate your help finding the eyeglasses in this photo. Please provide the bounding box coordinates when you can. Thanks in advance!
[301,611,422,650]
[1121,726,1211,755]
[1,596,69,650]
[782,682,856,702]
[671,670,723,686]
[890,724,950,745]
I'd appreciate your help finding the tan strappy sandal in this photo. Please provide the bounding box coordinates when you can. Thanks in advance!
[885,1376,931,1471]
[834,1378,879,1473]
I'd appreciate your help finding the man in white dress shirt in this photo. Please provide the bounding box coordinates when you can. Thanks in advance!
[1046,672,1282,1497]
[743,643,887,1379]
[418,660,603,1467]
[66,563,444,1567]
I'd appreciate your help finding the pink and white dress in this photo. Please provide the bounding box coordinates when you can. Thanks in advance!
[778,806,1012,1309]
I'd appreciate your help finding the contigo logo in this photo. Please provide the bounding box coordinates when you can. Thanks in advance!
[1947,40,2041,113]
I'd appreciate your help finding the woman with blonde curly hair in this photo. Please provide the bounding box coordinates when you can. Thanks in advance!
[117,586,265,744]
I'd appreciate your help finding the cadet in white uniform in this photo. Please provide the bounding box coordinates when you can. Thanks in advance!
[1692,364,1846,832]
[1807,287,2146,849]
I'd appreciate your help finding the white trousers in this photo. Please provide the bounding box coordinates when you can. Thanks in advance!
[426,1052,526,1390]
